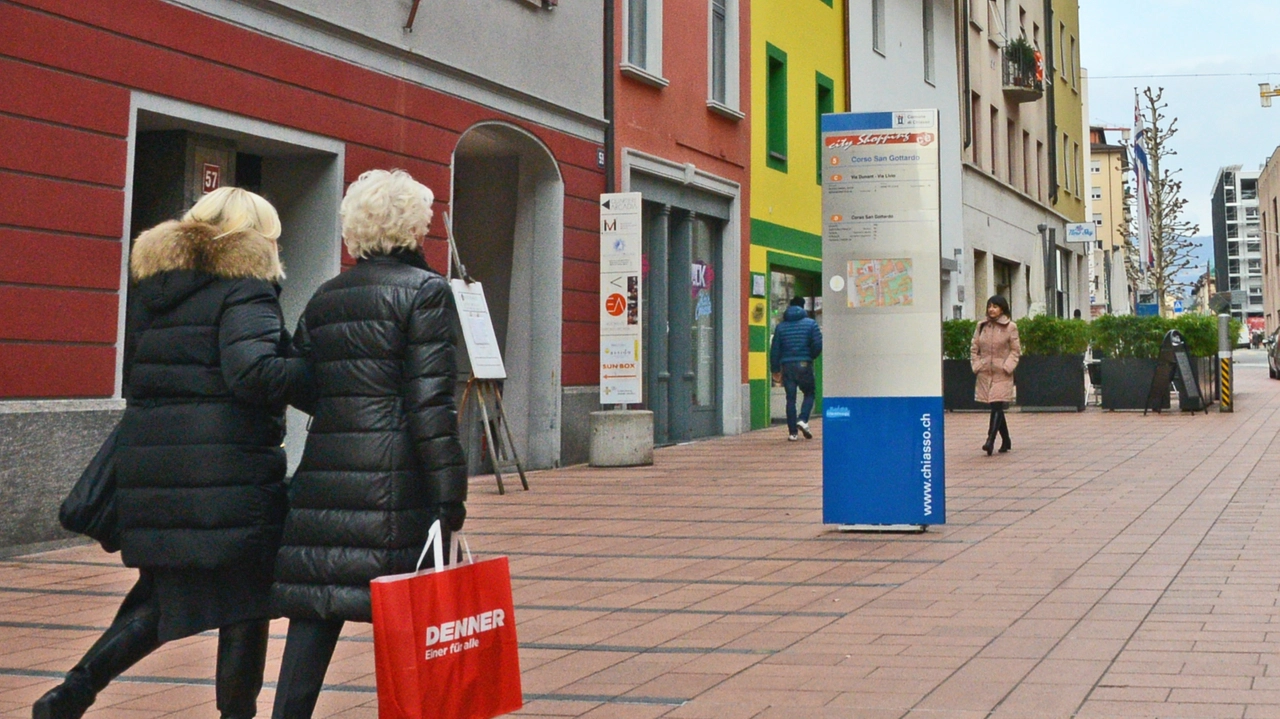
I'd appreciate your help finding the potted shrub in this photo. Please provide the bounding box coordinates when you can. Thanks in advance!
[1013,314,1089,411]
[1091,315,1169,410]
[942,319,983,410]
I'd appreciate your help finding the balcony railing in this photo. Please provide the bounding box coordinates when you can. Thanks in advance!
[1002,45,1043,103]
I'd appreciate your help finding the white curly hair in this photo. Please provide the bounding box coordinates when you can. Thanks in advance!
[340,169,435,258]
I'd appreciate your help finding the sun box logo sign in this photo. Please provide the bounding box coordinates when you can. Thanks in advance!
[820,110,946,527]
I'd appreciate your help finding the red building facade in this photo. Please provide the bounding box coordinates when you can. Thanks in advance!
[0,0,605,546]
[613,0,751,442]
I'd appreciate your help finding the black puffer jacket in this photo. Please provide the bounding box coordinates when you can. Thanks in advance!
[116,220,308,572]
[272,250,468,622]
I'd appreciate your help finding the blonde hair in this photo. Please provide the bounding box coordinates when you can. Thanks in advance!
[184,186,282,242]
[340,169,435,258]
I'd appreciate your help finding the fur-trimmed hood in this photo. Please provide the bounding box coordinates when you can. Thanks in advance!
[131,220,283,284]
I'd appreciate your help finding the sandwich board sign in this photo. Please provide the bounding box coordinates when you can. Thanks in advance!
[819,109,946,528]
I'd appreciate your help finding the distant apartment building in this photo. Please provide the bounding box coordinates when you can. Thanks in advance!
[1259,149,1280,333]
[1087,126,1132,315]
[1211,166,1262,330]
[960,0,1087,318]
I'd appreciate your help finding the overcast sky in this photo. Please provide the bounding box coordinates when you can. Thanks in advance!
[1080,0,1280,238]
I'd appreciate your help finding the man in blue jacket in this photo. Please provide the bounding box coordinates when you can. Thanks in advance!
[770,296,823,441]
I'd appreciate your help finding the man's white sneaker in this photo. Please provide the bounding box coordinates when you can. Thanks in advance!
[788,433,799,441]
[797,421,812,439]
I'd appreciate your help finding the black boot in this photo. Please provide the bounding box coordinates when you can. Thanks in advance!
[216,620,270,719]
[997,410,1012,453]
[982,406,998,456]
[33,603,161,719]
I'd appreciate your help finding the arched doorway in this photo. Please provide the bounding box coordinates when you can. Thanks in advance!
[451,123,564,470]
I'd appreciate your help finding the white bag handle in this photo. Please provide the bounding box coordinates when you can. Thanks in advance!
[414,519,474,573]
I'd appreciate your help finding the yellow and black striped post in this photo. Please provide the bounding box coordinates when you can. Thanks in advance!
[1218,314,1233,413]
[1219,356,1233,412]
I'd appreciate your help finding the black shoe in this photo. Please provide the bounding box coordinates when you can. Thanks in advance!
[982,440,994,456]
[998,442,1011,453]
[32,679,94,719]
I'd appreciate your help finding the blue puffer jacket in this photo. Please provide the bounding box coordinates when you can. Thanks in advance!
[769,305,823,372]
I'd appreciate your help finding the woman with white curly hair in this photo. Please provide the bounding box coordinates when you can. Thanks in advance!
[269,169,468,718]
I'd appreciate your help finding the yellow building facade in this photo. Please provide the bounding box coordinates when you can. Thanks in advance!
[1051,0,1086,223]
[747,0,846,429]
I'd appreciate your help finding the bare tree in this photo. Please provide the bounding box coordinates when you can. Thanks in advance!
[1136,87,1199,316]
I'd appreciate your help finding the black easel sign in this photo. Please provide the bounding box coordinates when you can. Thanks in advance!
[1146,329,1206,414]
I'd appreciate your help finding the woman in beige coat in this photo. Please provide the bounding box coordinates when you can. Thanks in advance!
[970,295,1020,455]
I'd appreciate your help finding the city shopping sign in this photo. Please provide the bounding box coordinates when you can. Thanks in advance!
[820,110,946,527]
[599,193,644,404]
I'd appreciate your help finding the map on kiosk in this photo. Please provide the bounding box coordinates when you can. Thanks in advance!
[847,258,913,308]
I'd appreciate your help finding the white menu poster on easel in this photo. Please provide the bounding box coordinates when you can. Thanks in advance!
[450,279,507,380]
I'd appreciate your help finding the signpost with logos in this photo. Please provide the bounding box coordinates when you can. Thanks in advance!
[819,110,946,530]
[599,193,644,405]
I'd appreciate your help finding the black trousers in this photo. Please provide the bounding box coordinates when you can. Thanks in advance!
[986,401,1010,446]
[272,618,345,719]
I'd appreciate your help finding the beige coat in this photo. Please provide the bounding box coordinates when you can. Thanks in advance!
[970,317,1020,403]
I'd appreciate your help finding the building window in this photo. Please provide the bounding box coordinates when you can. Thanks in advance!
[1007,119,1016,186]
[872,0,885,55]
[1090,186,1102,200]
[1037,140,1045,201]
[710,0,727,103]
[623,0,664,80]
[706,0,741,115]
[815,73,835,184]
[970,91,982,166]
[1227,224,1239,239]
[1229,258,1241,276]
[1092,213,1103,227]
[923,0,936,84]
[1091,159,1101,174]
[1022,130,1032,195]
[1248,239,1262,254]
[1227,206,1238,222]
[990,106,999,176]
[1249,258,1262,275]
[766,44,788,172]
[1246,206,1259,220]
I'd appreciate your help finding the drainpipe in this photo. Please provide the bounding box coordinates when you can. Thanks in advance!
[843,0,852,111]
[961,0,972,150]
[1044,0,1057,204]
[604,0,616,193]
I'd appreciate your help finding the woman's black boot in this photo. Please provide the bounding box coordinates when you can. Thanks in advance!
[997,408,1011,452]
[216,619,270,719]
[982,407,998,455]
[33,605,161,719]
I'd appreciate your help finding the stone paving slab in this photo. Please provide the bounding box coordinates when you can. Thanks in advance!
[2,363,1280,718]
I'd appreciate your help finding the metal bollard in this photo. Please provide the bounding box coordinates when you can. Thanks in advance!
[1218,314,1233,413]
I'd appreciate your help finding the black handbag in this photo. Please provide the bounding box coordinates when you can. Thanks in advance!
[59,422,122,553]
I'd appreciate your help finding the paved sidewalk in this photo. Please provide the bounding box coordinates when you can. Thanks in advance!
[3,364,1280,718]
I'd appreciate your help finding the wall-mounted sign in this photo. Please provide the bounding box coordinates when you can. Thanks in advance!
[599,193,644,404]
[450,279,507,380]
[1065,222,1097,244]
[821,109,946,527]
[201,163,221,194]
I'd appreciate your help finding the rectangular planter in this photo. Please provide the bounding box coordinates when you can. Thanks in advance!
[1014,354,1085,411]
[943,359,985,411]
[1100,358,1170,411]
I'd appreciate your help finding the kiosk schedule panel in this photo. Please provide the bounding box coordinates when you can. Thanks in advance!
[820,110,946,526]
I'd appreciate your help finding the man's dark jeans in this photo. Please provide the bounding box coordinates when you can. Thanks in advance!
[781,361,816,435]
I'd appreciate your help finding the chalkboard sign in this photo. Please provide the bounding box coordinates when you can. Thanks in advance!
[1146,329,1206,414]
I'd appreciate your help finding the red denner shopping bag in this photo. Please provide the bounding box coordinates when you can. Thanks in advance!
[371,523,522,719]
